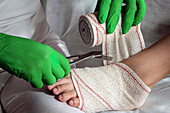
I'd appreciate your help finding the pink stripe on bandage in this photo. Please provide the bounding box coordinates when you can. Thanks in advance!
[72,69,115,110]
[87,14,108,64]
[87,14,106,32]
[87,14,143,65]
[94,27,99,47]
[136,25,143,51]
[75,79,84,110]
[112,63,150,93]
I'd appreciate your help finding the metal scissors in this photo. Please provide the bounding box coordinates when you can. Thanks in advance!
[66,51,113,66]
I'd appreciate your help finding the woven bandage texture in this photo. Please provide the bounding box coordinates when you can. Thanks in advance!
[79,13,145,65]
[72,13,150,113]
[71,63,151,113]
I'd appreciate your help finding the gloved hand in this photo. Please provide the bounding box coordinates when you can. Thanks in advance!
[0,33,71,88]
[96,0,146,34]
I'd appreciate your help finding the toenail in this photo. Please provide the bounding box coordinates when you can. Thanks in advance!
[48,86,53,90]
[53,88,57,92]
[58,95,62,100]
[70,100,73,105]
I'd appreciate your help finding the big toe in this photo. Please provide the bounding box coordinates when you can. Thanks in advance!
[68,98,80,107]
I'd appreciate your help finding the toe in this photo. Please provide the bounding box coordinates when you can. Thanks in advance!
[68,98,80,107]
[58,90,77,102]
[47,85,54,90]
[52,83,73,95]
[47,75,72,90]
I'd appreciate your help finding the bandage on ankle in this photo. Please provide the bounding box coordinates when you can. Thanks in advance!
[71,63,151,112]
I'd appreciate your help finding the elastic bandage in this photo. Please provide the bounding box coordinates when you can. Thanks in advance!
[71,13,150,113]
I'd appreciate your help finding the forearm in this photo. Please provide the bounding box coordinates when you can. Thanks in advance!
[121,33,170,89]
[43,36,70,57]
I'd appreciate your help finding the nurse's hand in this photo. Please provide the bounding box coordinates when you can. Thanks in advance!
[96,0,146,34]
[0,33,71,88]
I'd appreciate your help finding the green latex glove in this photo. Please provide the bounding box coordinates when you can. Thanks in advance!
[96,0,146,34]
[0,33,71,88]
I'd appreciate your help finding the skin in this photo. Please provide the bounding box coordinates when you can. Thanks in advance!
[47,33,170,107]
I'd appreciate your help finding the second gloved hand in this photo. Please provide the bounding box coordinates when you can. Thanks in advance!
[96,0,146,34]
[0,33,71,88]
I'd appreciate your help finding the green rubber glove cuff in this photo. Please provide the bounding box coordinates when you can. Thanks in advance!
[0,33,7,52]
[0,33,19,52]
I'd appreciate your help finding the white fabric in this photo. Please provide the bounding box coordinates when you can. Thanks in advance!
[141,0,170,48]
[42,0,102,68]
[0,0,40,27]
[71,63,151,112]
[79,13,145,65]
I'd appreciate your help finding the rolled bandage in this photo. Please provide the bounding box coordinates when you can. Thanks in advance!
[79,13,105,47]
[71,63,151,113]
[75,13,148,112]
[79,13,145,65]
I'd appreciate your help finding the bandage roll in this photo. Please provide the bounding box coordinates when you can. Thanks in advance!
[79,13,145,65]
[79,13,105,47]
[75,12,148,113]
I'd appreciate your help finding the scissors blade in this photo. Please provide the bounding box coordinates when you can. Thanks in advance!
[67,51,113,66]
[95,55,113,61]
[66,56,79,60]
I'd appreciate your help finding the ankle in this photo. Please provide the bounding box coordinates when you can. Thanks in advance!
[121,58,154,89]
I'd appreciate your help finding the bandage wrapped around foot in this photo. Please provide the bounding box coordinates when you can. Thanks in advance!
[71,13,150,112]
[71,63,151,112]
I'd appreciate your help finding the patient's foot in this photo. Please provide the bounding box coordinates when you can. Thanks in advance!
[47,63,152,113]
[47,74,80,107]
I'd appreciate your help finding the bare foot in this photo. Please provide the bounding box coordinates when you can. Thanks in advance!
[47,74,80,107]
